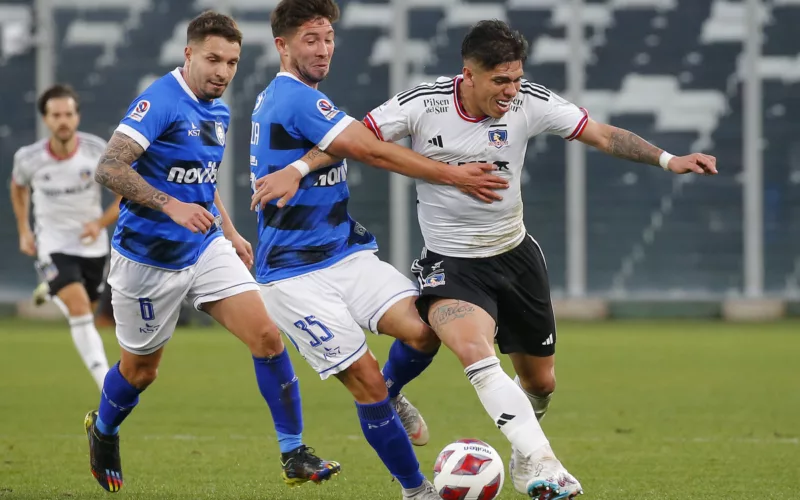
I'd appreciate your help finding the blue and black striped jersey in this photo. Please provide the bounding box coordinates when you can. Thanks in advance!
[250,72,377,283]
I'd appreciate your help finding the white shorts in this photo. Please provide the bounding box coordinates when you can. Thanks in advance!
[259,251,418,380]
[108,237,259,355]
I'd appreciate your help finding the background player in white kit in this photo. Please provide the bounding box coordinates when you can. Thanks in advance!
[10,84,119,390]
[257,19,718,500]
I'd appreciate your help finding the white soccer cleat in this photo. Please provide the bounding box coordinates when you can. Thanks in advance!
[509,445,583,499]
[391,393,429,446]
[32,282,50,306]
[402,479,440,499]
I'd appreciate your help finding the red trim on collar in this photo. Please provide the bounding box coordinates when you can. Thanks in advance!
[453,77,489,123]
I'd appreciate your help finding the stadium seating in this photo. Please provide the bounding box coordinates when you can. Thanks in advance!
[1,0,798,298]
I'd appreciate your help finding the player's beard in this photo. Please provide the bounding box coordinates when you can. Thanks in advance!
[54,127,75,144]
[203,81,228,100]
[297,62,328,85]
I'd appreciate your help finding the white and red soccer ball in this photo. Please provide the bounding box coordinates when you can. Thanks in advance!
[433,439,504,500]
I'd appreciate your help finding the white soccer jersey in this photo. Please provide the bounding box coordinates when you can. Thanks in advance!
[365,76,588,258]
[11,132,110,260]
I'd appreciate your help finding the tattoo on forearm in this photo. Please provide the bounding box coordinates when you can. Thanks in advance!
[303,146,341,170]
[95,132,171,210]
[430,301,476,329]
[606,128,661,166]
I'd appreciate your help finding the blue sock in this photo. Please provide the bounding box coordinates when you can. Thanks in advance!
[356,398,424,489]
[253,350,304,454]
[382,340,438,399]
[97,362,142,436]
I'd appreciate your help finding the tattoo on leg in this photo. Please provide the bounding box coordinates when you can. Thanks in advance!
[430,301,475,328]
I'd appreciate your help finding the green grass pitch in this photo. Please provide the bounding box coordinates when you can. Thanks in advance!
[1,318,798,499]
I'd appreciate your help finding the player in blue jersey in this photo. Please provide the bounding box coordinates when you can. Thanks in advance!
[82,12,339,493]
[249,2,509,498]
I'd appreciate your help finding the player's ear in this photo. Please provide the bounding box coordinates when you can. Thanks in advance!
[462,66,474,87]
[274,37,288,57]
[184,45,192,62]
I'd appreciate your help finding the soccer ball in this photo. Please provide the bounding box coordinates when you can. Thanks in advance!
[432,439,504,500]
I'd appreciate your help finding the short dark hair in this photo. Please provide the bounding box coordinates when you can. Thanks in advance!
[270,0,340,38]
[461,20,529,70]
[37,84,80,116]
[187,10,242,46]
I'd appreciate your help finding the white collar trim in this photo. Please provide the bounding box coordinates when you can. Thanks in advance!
[277,71,310,87]
[171,67,200,102]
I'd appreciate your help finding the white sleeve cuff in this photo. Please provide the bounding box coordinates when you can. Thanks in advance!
[317,115,355,151]
[115,124,151,151]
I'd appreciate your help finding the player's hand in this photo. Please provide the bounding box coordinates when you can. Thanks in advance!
[227,231,254,269]
[667,153,718,176]
[80,220,102,244]
[251,168,303,211]
[19,231,36,257]
[448,163,510,203]
[162,199,215,233]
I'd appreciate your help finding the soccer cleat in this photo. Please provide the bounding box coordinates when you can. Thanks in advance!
[402,479,440,499]
[280,445,341,487]
[32,282,49,306]
[84,410,123,493]
[391,393,429,446]
[509,445,583,499]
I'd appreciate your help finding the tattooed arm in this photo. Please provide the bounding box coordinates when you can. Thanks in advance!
[577,119,718,175]
[94,132,170,209]
[96,132,215,233]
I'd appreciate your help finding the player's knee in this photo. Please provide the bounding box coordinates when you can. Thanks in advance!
[60,291,92,317]
[246,324,284,358]
[518,372,556,397]
[404,325,441,354]
[450,335,495,368]
[338,355,388,404]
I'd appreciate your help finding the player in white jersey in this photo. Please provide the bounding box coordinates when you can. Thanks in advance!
[256,19,718,500]
[369,22,717,499]
[10,85,119,391]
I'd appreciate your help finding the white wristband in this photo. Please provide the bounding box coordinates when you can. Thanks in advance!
[289,160,310,177]
[659,151,674,171]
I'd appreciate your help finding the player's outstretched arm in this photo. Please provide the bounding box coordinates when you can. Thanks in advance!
[95,132,216,233]
[250,122,509,210]
[9,179,36,256]
[327,121,509,203]
[577,119,718,175]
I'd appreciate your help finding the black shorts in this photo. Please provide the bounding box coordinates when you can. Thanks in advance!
[36,253,107,302]
[413,235,556,357]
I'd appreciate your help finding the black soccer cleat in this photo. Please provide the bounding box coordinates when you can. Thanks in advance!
[84,410,123,493]
[280,445,341,487]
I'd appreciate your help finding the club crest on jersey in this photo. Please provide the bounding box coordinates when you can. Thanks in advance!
[422,271,446,288]
[215,121,226,146]
[129,100,151,122]
[79,169,92,181]
[253,92,265,114]
[488,129,508,149]
[317,99,340,120]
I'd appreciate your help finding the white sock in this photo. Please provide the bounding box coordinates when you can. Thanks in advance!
[465,356,548,457]
[514,375,552,421]
[52,296,70,317]
[68,314,110,391]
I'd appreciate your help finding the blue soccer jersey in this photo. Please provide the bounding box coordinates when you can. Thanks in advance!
[113,68,228,269]
[250,72,377,283]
